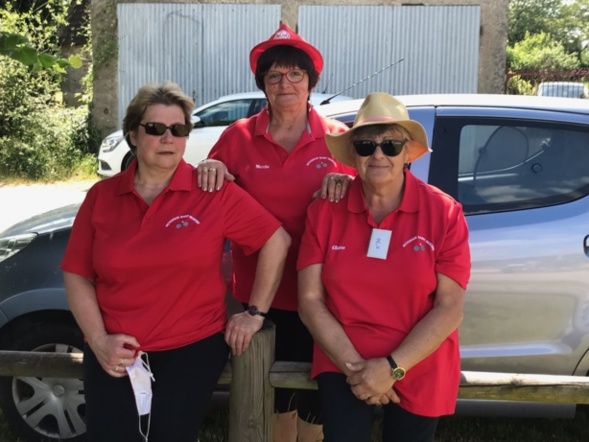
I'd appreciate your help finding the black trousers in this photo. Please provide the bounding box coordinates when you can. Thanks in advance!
[83,333,229,442]
[245,305,321,423]
[317,372,439,442]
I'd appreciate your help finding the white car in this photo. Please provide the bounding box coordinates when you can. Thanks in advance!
[536,81,589,99]
[97,91,354,177]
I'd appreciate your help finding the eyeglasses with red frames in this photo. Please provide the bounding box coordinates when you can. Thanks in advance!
[264,69,307,85]
[352,139,407,157]
[140,122,192,137]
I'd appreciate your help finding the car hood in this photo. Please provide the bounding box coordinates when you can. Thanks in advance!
[0,203,80,237]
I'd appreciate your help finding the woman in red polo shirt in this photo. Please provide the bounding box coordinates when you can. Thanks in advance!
[195,24,354,442]
[61,82,290,442]
[297,93,471,442]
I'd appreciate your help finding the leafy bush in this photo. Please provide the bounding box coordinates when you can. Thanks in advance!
[506,75,536,96]
[507,32,578,70]
[0,3,96,181]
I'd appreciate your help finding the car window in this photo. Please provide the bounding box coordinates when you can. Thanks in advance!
[194,99,254,127]
[251,98,267,115]
[429,117,589,215]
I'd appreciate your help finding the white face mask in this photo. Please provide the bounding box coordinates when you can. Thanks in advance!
[126,352,155,416]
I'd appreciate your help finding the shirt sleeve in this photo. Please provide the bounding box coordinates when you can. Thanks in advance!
[296,198,327,270]
[435,200,471,289]
[60,185,98,280]
[220,182,281,255]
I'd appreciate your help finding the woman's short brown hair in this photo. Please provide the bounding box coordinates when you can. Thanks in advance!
[254,45,320,93]
[123,82,195,152]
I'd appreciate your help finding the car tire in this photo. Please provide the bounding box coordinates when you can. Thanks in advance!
[122,152,136,171]
[0,322,86,442]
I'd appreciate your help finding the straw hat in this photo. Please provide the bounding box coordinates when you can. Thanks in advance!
[325,93,431,167]
[249,23,323,74]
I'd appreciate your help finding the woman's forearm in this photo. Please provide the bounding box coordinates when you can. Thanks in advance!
[298,264,363,374]
[247,227,291,312]
[63,271,107,346]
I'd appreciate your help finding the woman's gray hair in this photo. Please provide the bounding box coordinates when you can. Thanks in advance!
[123,82,195,152]
[349,123,411,142]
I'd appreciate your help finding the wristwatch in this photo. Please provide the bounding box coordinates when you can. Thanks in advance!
[386,355,406,381]
[246,305,267,318]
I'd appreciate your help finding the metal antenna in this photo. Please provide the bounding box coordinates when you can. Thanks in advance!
[320,58,405,105]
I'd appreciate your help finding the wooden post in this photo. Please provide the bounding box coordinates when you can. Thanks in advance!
[228,320,275,442]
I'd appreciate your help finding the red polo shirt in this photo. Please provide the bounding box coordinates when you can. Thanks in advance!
[61,160,281,351]
[209,105,354,311]
[297,171,471,416]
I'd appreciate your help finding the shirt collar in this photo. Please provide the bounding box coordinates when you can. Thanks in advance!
[254,103,323,139]
[347,169,420,214]
[114,158,193,195]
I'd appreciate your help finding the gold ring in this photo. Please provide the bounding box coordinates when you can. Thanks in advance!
[208,167,216,172]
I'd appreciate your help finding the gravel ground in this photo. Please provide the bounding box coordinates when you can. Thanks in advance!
[0,179,98,233]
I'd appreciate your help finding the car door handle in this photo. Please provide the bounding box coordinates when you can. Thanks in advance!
[585,235,589,258]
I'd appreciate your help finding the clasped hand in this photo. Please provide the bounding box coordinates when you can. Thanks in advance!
[345,358,401,406]
[225,311,264,356]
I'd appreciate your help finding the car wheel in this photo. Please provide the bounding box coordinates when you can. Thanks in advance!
[122,152,136,171]
[0,322,85,442]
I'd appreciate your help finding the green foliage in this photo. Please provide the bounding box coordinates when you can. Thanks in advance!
[506,75,535,96]
[508,0,589,67]
[508,0,564,44]
[507,32,578,70]
[0,2,96,181]
[0,31,82,72]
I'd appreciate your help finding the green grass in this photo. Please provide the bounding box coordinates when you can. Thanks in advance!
[1,406,587,441]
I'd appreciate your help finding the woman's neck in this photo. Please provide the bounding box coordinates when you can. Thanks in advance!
[268,108,308,153]
[134,166,175,205]
[362,179,405,224]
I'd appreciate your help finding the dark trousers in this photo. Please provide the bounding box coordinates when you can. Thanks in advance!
[83,333,229,442]
[245,305,321,423]
[317,372,439,442]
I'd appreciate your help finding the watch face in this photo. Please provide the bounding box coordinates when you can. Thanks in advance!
[392,367,406,381]
[247,306,265,317]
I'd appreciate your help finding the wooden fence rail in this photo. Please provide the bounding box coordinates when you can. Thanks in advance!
[1,323,589,441]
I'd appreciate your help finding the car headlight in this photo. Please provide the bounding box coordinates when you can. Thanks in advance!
[0,233,37,263]
[100,135,124,153]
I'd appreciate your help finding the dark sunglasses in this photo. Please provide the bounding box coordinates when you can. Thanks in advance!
[352,139,406,157]
[140,122,192,137]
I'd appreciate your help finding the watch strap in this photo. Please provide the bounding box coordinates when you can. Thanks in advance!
[385,355,397,369]
[246,305,267,317]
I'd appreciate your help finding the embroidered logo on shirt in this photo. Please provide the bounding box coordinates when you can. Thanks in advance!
[255,164,270,169]
[331,245,346,251]
[165,215,200,229]
[306,156,337,169]
[402,236,434,252]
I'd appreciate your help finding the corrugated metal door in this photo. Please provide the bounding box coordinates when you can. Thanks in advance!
[117,3,281,123]
[117,4,479,124]
[300,5,480,98]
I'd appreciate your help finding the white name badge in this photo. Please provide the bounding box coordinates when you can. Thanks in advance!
[367,228,392,260]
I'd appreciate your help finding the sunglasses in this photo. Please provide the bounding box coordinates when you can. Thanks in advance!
[140,122,192,137]
[264,69,307,85]
[352,139,406,157]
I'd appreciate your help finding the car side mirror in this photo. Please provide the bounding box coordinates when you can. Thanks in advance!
[192,115,204,128]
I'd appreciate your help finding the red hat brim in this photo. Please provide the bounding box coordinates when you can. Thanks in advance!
[249,25,324,74]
